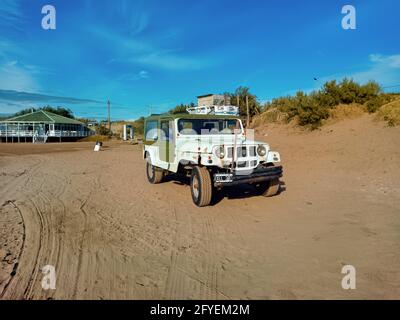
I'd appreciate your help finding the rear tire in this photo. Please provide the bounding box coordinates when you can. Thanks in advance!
[256,178,280,197]
[190,166,212,207]
[146,159,163,184]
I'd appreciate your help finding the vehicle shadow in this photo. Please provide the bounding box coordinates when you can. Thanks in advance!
[211,180,286,205]
[164,173,286,206]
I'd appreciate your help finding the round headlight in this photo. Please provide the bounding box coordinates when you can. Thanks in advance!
[215,146,225,159]
[257,145,267,157]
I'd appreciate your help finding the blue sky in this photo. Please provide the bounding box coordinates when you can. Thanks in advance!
[0,0,399,120]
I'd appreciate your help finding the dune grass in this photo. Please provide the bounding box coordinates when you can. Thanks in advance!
[376,98,400,126]
[78,135,112,142]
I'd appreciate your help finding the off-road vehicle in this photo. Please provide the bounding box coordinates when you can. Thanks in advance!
[143,106,283,206]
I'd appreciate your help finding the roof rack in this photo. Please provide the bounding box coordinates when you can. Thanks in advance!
[186,105,239,116]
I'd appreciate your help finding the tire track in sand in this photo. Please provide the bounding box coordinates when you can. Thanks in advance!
[23,194,47,299]
[3,158,66,300]
[72,173,102,299]
[163,204,230,300]
[0,201,26,299]
[0,158,46,299]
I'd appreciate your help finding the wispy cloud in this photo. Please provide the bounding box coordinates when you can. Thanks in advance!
[0,0,25,32]
[89,15,215,71]
[0,89,145,120]
[315,54,400,89]
[0,89,105,114]
[116,70,150,82]
[138,70,149,79]
[136,49,214,71]
[0,61,39,92]
[0,1,43,93]
[351,54,400,86]
[0,89,103,104]
[279,54,400,98]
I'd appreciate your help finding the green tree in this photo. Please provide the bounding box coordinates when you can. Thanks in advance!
[132,116,145,135]
[168,103,194,114]
[13,106,75,119]
[296,92,330,128]
[229,86,261,118]
[97,124,111,136]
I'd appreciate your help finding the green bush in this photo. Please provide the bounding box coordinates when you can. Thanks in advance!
[97,124,111,136]
[262,78,383,128]
[169,103,194,114]
[132,116,145,135]
[366,94,392,113]
[296,92,330,128]
[316,79,381,106]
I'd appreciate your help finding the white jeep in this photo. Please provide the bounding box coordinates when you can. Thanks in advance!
[143,108,283,206]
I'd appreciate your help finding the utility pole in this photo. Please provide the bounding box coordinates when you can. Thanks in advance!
[236,94,240,109]
[246,95,249,127]
[107,100,111,132]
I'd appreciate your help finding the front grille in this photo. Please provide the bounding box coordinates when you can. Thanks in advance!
[238,147,246,157]
[237,161,247,168]
[227,147,233,158]
[224,145,259,169]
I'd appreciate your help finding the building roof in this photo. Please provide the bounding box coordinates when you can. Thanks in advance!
[197,94,227,99]
[197,94,214,98]
[1,110,84,125]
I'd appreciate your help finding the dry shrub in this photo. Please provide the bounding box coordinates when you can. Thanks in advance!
[376,99,400,126]
[329,103,365,120]
[111,121,131,134]
[251,108,287,127]
[78,135,111,142]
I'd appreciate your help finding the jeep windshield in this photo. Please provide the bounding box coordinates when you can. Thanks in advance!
[177,118,241,135]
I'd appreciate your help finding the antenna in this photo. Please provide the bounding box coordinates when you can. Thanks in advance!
[246,95,249,127]
[107,100,111,131]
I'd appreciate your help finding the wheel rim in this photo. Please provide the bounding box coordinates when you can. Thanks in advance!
[192,175,199,199]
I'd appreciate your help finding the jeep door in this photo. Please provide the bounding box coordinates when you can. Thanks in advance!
[159,119,175,164]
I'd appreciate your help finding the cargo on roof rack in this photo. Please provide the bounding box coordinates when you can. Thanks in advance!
[186,105,239,116]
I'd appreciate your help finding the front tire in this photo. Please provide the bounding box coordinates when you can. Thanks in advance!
[146,159,163,184]
[256,178,280,197]
[190,166,212,207]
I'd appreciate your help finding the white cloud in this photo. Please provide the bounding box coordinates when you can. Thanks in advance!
[129,13,148,36]
[315,54,400,89]
[116,70,150,82]
[0,61,39,92]
[90,24,215,71]
[349,54,400,86]
[0,0,25,32]
[136,50,213,71]
[138,70,149,79]
[0,1,43,93]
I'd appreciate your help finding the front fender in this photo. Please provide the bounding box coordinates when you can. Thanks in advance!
[144,146,157,163]
[266,151,281,163]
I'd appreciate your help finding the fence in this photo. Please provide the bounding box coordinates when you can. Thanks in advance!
[0,130,94,138]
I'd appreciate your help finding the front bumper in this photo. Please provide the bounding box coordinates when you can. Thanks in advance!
[213,165,283,187]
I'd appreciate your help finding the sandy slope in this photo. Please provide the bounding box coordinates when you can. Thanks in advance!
[0,114,399,299]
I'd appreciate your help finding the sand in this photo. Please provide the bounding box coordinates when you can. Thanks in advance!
[0,114,399,299]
